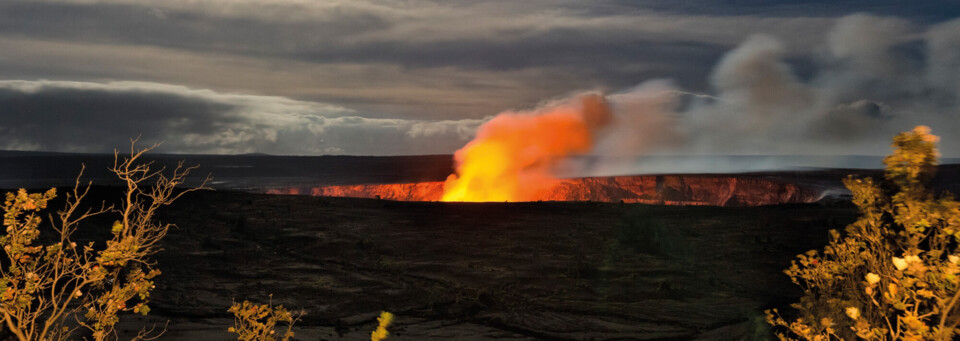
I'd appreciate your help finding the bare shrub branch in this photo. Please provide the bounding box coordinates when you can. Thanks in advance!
[0,140,209,341]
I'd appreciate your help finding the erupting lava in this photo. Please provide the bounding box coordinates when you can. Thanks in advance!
[441,94,612,202]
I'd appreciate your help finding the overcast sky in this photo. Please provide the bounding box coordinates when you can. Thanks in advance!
[2,0,959,156]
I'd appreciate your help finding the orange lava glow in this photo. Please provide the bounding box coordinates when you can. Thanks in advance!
[441,94,612,202]
[270,175,824,207]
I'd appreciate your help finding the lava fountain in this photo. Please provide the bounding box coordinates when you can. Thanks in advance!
[441,93,612,202]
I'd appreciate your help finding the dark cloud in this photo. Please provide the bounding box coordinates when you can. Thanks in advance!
[0,87,235,135]
[0,1,730,78]
[0,81,482,155]
[0,0,754,122]
[294,39,728,95]
[0,2,392,56]
[614,0,960,21]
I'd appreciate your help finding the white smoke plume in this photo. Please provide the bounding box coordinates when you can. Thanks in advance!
[564,14,960,176]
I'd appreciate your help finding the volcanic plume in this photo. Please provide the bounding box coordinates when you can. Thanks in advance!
[266,14,960,205]
[440,94,612,202]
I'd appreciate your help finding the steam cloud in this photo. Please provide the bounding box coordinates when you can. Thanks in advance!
[441,14,960,195]
[560,14,960,176]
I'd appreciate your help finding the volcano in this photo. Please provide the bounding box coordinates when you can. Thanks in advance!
[266,174,826,206]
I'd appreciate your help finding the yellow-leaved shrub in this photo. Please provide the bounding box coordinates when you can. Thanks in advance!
[228,296,302,341]
[0,141,208,341]
[767,126,960,340]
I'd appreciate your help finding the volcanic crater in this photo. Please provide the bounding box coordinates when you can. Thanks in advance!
[268,174,825,207]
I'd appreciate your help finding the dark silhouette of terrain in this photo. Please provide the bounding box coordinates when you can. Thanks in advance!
[83,188,857,340]
[0,151,453,190]
[274,175,823,206]
[1,152,959,339]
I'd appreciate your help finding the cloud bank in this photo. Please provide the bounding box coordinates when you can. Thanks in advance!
[0,0,871,121]
[0,80,482,155]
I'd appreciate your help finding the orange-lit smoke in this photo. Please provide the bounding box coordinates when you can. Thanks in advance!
[441,94,612,202]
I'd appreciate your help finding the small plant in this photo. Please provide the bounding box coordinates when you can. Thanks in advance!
[228,295,302,341]
[371,311,394,341]
[0,140,208,341]
[766,126,960,340]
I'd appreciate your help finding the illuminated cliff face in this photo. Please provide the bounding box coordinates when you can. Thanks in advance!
[267,175,824,207]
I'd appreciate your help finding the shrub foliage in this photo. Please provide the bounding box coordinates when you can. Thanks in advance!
[0,142,207,341]
[767,126,960,340]
[371,311,394,341]
[228,296,301,341]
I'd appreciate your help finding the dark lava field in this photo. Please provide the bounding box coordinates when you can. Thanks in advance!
[110,189,854,340]
[2,153,959,340]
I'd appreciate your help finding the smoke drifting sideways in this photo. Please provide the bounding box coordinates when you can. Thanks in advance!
[442,14,960,196]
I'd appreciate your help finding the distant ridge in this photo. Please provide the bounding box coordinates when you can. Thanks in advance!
[1,150,958,194]
[0,151,455,190]
[0,150,456,158]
